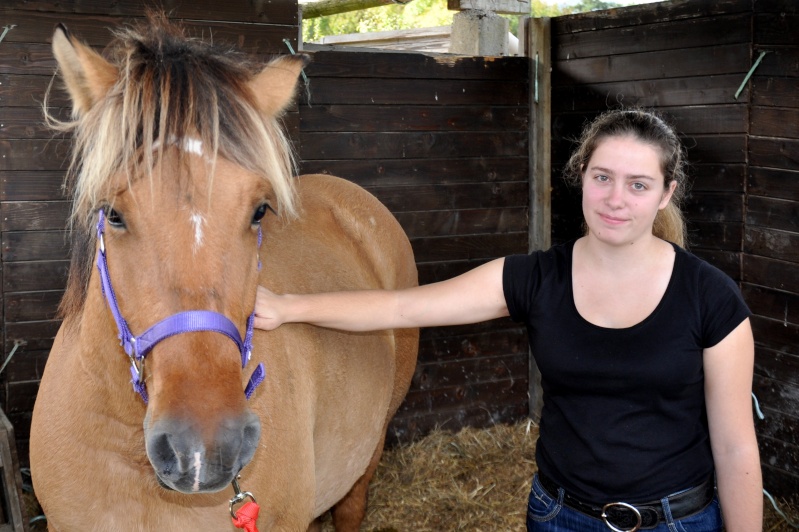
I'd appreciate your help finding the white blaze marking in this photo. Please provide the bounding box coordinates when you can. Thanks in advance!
[192,451,202,492]
[182,137,204,156]
[190,213,205,251]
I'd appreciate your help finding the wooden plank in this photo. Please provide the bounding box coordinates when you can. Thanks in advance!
[298,157,529,187]
[2,231,69,262]
[4,381,39,415]
[411,353,528,391]
[0,10,297,54]
[551,0,751,34]
[748,167,799,202]
[301,78,529,106]
[447,0,530,15]
[750,137,799,172]
[744,254,799,294]
[752,47,799,78]
[528,17,551,255]
[390,399,527,443]
[392,208,528,239]
[752,77,799,108]
[746,196,799,233]
[552,43,751,86]
[4,291,61,323]
[684,134,747,164]
[410,233,527,263]
[0,139,69,171]
[760,465,799,499]
[755,13,799,45]
[0,43,57,76]
[364,182,528,213]
[690,164,746,193]
[4,320,60,351]
[552,74,747,112]
[744,287,799,334]
[416,258,493,285]
[754,0,799,13]
[418,325,527,363]
[1,1,298,25]
[686,221,742,252]
[305,50,529,80]
[0,172,66,202]
[0,107,72,140]
[757,433,799,477]
[745,226,799,263]
[0,74,69,109]
[683,192,743,223]
[751,315,799,357]
[754,374,799,423]
[299,104,528,133]
[2,261,68,292]
[399,376,529,415]
[0,348,50,383]
[0,201,70,231]
[297,131,528,160]
[554,13,750,61]
[751,106,799,139]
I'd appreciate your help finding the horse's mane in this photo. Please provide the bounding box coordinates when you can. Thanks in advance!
[48,13,298,318]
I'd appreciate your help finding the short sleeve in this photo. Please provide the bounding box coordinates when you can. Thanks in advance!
[502,253,540,323]
[699,262,752,348]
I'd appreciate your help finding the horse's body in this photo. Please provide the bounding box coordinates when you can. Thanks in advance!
[30,17,418,531]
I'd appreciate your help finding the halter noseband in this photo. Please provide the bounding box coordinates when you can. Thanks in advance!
[95,209,265,403]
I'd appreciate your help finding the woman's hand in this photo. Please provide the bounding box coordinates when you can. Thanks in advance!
[253,286,286,331]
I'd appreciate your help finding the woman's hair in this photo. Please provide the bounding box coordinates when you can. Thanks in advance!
[562,108,688,247]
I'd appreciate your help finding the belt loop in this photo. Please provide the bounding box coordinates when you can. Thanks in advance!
[660,494,678,531]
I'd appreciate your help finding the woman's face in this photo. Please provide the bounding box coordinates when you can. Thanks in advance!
[581,135,676,247]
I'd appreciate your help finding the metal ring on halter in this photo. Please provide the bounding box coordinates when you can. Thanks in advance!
[601,502,642,532]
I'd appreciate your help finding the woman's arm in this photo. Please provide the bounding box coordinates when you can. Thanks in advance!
[703,318,763,531]
[254,257,509,331]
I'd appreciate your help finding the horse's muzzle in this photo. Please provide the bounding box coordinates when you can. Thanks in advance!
[144,411,261,493]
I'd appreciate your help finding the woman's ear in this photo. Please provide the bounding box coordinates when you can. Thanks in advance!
[659,180,678,210]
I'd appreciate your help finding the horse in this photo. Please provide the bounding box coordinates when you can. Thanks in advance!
[29,15,419,531]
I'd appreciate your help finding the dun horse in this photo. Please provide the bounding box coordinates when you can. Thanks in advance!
[29,16,419,531]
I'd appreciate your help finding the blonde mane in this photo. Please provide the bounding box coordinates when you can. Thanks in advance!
[47,14,299,316]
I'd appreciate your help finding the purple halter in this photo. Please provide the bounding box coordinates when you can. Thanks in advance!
[95,209,265,403]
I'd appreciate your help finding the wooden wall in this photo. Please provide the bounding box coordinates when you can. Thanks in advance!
[296,51,531,442]
[549,0,798,497]
[0,0,300,465]
[746,0,799,497]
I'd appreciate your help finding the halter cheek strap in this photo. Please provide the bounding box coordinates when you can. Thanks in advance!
[95,209,266,403]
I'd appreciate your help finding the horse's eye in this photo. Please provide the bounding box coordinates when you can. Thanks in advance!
[252,203,270,224]
[107,209,125,228]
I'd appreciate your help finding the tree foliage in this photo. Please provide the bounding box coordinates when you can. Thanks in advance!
[301,0,624,42]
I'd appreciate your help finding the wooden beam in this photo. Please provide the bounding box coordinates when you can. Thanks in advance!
[302,0,415,19]
[447,0,530,15]
[526,16,551,421]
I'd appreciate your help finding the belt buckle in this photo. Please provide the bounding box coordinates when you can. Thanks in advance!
[601,501,642,532]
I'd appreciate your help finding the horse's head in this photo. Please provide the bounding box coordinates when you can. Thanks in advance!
[50,15,306,493]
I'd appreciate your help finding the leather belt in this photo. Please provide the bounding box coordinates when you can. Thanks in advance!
[537,472,715,531]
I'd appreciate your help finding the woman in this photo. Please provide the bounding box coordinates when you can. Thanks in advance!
[254,109,762,531]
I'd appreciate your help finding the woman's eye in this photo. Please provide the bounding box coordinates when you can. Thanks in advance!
[596,174,609,182]
[631,182,646,191]
[252,203,269,224]
[107,209,125,227]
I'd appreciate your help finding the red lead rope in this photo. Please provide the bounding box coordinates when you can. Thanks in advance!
[231,500,260,532]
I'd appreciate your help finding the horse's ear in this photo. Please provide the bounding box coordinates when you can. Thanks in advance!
[52,24,118,116]
[249,54,310,117]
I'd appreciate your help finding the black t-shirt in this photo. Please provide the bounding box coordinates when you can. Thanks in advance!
[503,240,751,503]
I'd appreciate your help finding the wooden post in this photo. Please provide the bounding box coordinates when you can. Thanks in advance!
[527,17,551,420]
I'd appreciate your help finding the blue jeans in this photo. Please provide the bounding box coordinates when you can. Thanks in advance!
[527,473,723,531]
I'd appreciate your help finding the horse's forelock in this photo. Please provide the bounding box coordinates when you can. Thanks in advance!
[58,14,298,314]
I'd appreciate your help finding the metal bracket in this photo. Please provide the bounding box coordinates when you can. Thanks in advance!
[734,50,770,100]
[0,25,16,45]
